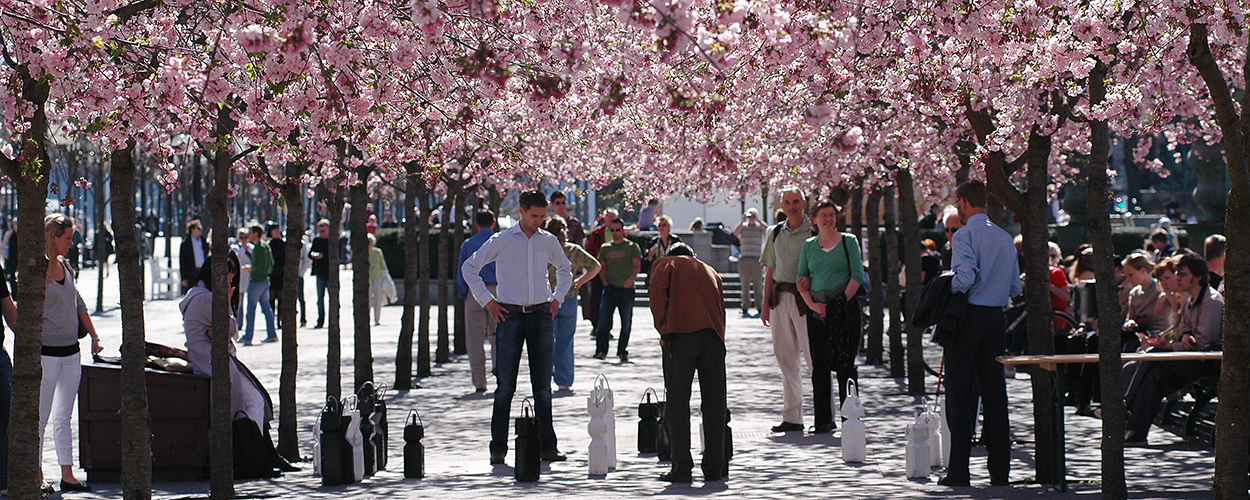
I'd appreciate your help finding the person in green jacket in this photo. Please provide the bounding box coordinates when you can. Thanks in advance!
[242,223,276,345]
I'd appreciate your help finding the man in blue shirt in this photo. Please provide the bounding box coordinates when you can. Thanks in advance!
[457,210,499,393]
[942,180,1021,488]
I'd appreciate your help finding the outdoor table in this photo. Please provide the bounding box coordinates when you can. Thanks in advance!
[996,351,1223,492]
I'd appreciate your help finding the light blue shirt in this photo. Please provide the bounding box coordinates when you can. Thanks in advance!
[461,224,572,308]
[950,213,1022,307]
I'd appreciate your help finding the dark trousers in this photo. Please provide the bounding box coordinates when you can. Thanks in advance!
[595,285,634,357]
[806,302,861,427]
[662,329,727,479]
[315,276,328,325]
[1126,359,1205,436]
[944,305,1010,483]
[586,280,604,330]
[490,309,557,455]
[0,348,11,490]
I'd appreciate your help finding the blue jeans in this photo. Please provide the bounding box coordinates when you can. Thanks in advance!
[490,308,557,456]
[595,285,635,357]
[0,348,11,490]
[243,281,276,342]
[552,298,579,388]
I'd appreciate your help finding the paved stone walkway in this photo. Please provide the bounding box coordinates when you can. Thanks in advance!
[43,264,1217,499]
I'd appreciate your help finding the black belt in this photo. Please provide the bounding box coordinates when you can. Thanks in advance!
[501,302,550,314]
[42,344,80,357]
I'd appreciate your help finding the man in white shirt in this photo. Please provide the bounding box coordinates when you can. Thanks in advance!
[462,190,573,465]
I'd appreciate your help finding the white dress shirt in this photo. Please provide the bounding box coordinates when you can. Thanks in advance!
[461,224,572,308]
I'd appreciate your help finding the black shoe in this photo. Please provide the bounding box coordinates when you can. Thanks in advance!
[40,483,54,497]
[659,472,692,483]
[541,449,567,462]
[1124,430,1148,444]
[990,477,1010,486]
[937,476,970,487]
[771,422,803,433]
[618,353,628,363]
[490,452,505,465]
[475,387,487,393]
[593,352,607,360]
[809,423,835,434]
[262,336,279,343]
[1075,405,1097,417]
[59,480,92,492]
[314,322,324,329]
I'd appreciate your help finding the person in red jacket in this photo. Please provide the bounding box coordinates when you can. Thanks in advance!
[649,243,727,484]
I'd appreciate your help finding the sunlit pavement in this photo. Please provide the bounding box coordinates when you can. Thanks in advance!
[50,261,1216,499]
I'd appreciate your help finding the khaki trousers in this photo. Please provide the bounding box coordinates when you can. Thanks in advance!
[770,291,812,425]
[465,284,497,390]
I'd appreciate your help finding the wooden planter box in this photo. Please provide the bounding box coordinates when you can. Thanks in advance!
[79,364,211,482]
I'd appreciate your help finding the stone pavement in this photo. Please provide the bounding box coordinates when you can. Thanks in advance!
[45,264,1216,499]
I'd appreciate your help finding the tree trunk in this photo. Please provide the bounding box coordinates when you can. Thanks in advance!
[395,163,420,390]
[453,189,467,356]
[0,73,53,500]
[436,192,453,364]
[1086,60,1127,500]
[204,106,238,500]
[324,185,345,400]
[95,158,108,314]
[418,186,432,377]
[884,186,904,378]
[277,171,306,460]
[897,168,925,395]
[865,188,884,365]
[351,170,373,392]
[849,186,863,243]
[111,144,154,499]
[1187,23,1249,498]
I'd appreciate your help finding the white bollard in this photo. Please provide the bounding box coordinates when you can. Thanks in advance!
[588,393,610,475]
[345,399,366,482]
[917,401,943,468]
[313,418,322,476]
[596,375,617,470]
[905,422,931,479]
[841,380,867,463]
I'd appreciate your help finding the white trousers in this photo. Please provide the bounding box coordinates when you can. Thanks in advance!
[231,359,267,431]
[464,285,498,390]
[39,352,81,466]
[770,291,812,425]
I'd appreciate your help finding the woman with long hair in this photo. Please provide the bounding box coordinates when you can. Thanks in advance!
[40,213,103,494]
[796,199,865,434]
[544,215,600,392]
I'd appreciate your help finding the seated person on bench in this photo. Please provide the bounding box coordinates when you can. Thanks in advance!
[1122,253,1223,443]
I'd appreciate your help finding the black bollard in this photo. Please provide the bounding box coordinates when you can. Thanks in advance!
[358,382,377,475]
[514,398,540,482]
[403,410,425,479]
[637,388,660,454]
[321,396,346,487]
[656,399,671,462]
[375,383,389,471]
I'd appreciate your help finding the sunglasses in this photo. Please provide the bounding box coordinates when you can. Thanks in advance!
[553,201,566,205]
[946,228,956,233]
[611,228,624,233]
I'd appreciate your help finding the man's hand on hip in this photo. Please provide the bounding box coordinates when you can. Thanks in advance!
[486,300,510,323]
[548,300,560,318]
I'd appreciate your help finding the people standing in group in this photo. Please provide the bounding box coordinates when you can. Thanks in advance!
[179,219,206,294]
[796,199,865,435]
[267,223,286,315]
[549,191,585,246]
[940,180,1020,487]
[366,234,393,326]
[39,213,104,494]
[0,261,14,495]
[309,219,331,329]
[760,186,816,433]
[594,218,641,362]
[94,221,113,278]
[298,233,312,327]
[940,206,962,270]
[461,190,573,465]
[644,215,682,272]
[733,208,766,318]
[649,243,727,483]
[232,227,252,326]
[543,215,600,392]
[584,209,618,333]
[457,210,499,393]
[241,224,277,346]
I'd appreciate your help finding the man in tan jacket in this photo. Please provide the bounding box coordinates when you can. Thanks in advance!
[649,243,726,484]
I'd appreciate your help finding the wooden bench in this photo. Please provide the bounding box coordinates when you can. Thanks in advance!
[997,351,1223,492]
